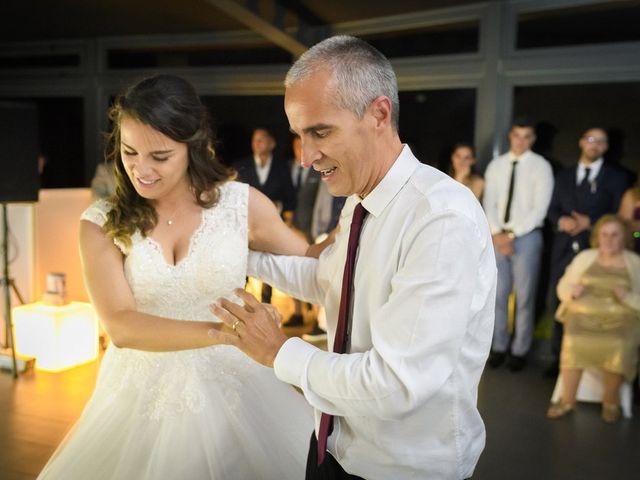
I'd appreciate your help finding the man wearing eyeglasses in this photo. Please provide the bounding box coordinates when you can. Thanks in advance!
[544,127,631,377]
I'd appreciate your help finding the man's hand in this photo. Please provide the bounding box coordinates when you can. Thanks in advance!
[558,215,578,235]
[492,232,514,256]
[208,289,289,368]
[570,210,591,235]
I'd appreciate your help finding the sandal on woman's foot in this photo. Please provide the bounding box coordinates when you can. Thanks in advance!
[601,403,621,423]
[547,401,574,419]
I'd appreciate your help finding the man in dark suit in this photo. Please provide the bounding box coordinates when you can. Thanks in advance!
[290,135,321,241]
[545,127,631,375]
[285,135,321,327]
[233,127,296,303]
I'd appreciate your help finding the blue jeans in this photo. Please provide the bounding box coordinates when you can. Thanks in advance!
[493,229,543,356]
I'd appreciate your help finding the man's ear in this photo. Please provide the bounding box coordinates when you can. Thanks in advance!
[369,96,392,128]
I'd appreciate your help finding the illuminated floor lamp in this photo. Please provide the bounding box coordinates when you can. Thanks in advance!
[13,302,99,372]
[13,274,99,372]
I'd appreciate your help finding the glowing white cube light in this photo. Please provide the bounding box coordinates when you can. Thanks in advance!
[13,301,98,372]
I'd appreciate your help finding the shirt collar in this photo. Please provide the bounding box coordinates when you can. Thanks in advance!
[509,150,531,162]
[253,154,272,168]
[579,157,603,173]
[358,144,420,218]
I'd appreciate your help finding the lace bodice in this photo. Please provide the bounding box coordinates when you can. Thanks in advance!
[80,181,256,419]
[81,181,248,321]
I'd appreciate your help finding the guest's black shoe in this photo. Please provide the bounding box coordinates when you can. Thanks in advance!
[488,351,506,369]
[282,313,304,327]
[507,355,526,372]
[543,361,560,378]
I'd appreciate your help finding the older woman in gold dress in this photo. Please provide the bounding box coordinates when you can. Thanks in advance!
[547,214,640,423]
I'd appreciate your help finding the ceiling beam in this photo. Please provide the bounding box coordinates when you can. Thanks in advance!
[206,0,308,57]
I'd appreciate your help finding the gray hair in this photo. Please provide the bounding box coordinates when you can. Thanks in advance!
[285,35,399,131]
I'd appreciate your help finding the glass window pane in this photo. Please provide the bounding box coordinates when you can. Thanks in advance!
[399,89,476,171]
[513,82,640,180]
[362,21,479,58]
[517,2,640,49]
[0,54,80,69]
[0,98,85,188]
[108,44,292,69]
[202,90,476,173]
[202,95,289,165]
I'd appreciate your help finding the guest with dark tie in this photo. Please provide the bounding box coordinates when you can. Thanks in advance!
[544,128,631,376]
[285,134,321,327]
[483,118,554,371]
[233,127,296,221]
[233,127,296,303]
[209,35,496,480]
[290,135,321,241]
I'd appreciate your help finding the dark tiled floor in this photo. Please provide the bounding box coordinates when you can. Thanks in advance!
[475,350,640,480]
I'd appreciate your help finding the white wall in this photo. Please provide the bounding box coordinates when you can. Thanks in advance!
[1,188,92,347]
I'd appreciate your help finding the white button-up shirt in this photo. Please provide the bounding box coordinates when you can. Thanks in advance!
[483,149,554,237]
[576,157,603,186]
[248,146,496,480]
[253,154,272,185]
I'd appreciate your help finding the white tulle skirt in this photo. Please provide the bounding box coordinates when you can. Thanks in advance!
[38,344,313,480]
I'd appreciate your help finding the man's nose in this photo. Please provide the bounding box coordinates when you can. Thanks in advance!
[300,140,321,168]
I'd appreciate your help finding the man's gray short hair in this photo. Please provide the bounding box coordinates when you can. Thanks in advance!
[285,35,399,131]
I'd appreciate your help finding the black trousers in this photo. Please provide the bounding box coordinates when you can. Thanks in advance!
[305,432,473,480]
[306,432,365,480]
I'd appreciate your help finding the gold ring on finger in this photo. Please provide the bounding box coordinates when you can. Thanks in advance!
[232,320,241,331]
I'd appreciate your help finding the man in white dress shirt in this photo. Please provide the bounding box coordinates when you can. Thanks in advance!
[211,35,496,480]
[483,119,554,372]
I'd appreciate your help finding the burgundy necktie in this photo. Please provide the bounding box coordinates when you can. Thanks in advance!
[317,202,368,465]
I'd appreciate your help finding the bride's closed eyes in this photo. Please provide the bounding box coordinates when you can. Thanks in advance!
[121,145,173,162]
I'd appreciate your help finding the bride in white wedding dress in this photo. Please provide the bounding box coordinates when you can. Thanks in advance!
[37,75,313,480]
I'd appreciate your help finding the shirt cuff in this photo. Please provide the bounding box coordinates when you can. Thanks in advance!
[274,337,318,388]
[247,250,263,278]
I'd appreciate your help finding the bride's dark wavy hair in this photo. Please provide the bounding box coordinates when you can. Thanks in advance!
[103,74,233,248]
